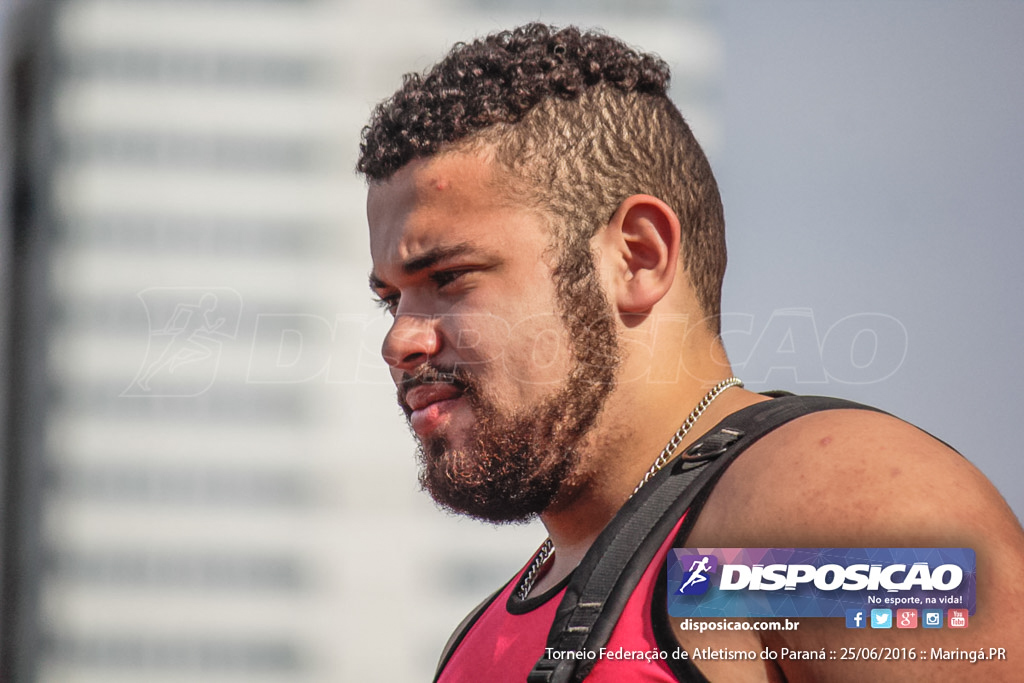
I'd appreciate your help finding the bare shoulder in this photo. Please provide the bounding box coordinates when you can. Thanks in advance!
[681,406,1024,682]
[690,407,1024,550]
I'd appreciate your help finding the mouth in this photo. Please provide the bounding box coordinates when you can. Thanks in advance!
[399,371,468,438]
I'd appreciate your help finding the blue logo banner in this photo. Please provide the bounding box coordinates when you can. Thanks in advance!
[667,548,975,618]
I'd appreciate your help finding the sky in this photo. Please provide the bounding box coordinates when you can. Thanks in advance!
[715,0,1024,518]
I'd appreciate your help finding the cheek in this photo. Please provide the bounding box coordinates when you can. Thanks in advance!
[440,313,510,369]
[501,313,574,386]
[529,327,566,371]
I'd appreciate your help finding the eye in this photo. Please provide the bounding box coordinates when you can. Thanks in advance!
[372,292,399,316]
[431,269,468,289]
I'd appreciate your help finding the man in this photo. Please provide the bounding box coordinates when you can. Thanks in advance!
[359,23,1024,681]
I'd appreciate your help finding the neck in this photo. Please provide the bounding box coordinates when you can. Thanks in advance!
[529,340,768,593]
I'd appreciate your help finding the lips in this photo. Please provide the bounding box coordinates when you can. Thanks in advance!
[403,382,465,436]
[405,382,463,412]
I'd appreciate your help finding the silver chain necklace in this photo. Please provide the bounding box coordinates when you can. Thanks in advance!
[515,377,744,600]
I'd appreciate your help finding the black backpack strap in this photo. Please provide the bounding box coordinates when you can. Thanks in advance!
[527,395,883,683]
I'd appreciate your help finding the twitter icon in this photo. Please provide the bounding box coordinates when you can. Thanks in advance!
[870,609,892,629]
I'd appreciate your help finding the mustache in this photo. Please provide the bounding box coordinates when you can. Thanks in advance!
[398,364,473,413]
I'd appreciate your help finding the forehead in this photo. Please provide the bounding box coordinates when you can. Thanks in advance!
[367,152,548,270]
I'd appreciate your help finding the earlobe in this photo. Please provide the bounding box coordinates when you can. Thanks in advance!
[604,194,681,313]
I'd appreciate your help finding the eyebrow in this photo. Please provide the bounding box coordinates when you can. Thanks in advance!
[368,243,475,291]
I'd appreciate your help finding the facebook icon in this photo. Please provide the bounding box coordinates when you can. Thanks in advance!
[846,609,866,629]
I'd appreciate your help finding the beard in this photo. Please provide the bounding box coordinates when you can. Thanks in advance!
[400,245,621,523]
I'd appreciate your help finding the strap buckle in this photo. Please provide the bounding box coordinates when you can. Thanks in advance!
[683,427,744,461]
[527,657,576,683]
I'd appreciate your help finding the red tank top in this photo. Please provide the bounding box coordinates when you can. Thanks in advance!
[437,514,693,682]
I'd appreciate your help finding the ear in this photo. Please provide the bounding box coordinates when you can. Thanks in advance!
[598,194,681,313]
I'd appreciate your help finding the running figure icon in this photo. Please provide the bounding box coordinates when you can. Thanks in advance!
[123,287,243,397]
[678,556,713,594]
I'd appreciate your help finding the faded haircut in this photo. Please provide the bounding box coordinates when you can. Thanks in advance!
[358,23,726,330]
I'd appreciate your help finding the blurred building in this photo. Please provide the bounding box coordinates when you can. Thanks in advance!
[1,1,719,681]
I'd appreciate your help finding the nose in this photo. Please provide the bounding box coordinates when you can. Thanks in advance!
[381,313,441,373]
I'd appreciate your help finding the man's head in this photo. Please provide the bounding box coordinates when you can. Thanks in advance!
[362,24,727,523]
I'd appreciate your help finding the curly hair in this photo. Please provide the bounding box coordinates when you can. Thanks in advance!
[358,23,726,331]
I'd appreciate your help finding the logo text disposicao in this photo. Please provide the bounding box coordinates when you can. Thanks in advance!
[718,562,963,592]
